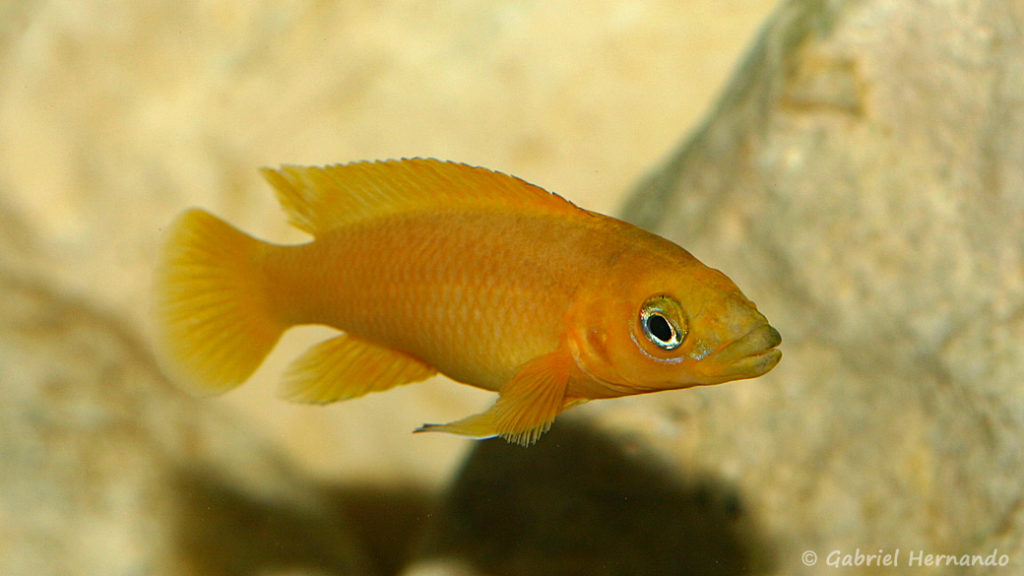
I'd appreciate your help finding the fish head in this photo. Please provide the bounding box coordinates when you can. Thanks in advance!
[568,250,781,397]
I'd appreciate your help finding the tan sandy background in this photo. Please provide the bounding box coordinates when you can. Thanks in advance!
[0,0,779,488]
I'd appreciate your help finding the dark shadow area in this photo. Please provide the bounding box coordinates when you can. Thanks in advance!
[417,419,776,576]
[171,420,776,576]
[174,468,435,576]
[323,482,438,576]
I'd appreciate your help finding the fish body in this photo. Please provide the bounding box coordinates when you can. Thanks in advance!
[154,159,780,445]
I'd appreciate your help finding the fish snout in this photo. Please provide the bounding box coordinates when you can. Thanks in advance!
[712,324,782,378]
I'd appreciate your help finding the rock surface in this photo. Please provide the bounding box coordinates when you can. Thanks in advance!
[621,0,1022,574]
[407,0,1024,574]
[0,270,373,576]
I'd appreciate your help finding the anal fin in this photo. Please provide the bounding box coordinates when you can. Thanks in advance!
[280,333,436,404]
[415,350,571,446]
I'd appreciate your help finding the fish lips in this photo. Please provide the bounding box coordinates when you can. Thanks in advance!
[708,324,782,379]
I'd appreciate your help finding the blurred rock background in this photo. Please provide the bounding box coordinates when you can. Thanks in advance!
[609,1,1024,575]
[0,0,776,485]
[0,1,777,575]
[4,1,1023,575]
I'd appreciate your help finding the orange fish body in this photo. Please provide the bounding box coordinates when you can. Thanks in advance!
[154,159,780,445]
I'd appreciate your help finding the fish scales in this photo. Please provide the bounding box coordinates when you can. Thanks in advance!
[263,210,604,390]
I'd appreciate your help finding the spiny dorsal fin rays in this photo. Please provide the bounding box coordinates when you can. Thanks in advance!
[260,158,582,236]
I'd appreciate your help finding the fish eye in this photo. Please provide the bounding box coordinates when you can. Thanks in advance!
[639,295,687,351]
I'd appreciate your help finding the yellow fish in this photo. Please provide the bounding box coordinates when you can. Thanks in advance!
[154,159,780,445]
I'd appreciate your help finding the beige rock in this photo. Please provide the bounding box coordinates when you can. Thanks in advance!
[619,0,1022,574]
[0,271,372,575]
[408,0,1024,574]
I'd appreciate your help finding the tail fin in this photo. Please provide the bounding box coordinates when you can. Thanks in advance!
[153,209,286,396]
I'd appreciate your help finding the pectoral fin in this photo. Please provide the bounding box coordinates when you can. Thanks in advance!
[415,350,571,446]
[280,334,436,404]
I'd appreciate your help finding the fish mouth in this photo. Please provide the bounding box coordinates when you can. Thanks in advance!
[712,324,782,378]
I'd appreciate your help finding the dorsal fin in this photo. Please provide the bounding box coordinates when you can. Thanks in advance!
[260,158,582,235]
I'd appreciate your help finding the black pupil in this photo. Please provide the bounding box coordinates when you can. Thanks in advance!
[647,314,674,343]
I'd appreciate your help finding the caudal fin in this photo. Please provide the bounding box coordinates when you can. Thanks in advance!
[153,209,286,396]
